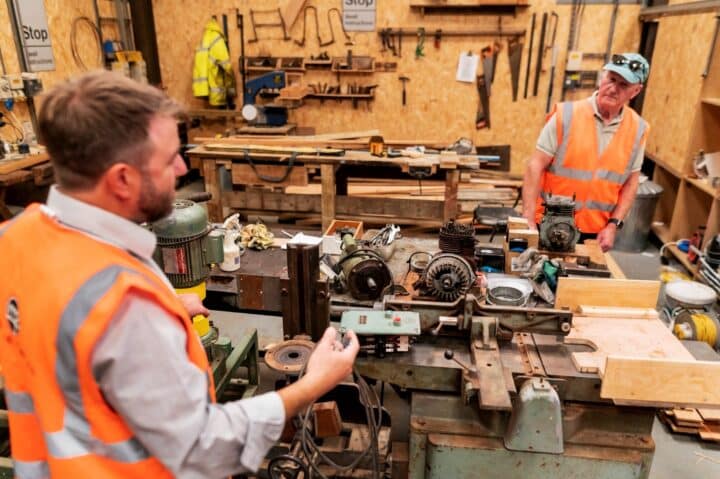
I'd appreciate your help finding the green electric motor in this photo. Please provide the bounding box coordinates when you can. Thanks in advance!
[150,199,224,288]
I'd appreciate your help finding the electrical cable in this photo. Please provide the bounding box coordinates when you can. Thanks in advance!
[71,16,102,71]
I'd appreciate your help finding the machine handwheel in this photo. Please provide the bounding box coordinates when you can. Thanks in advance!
[267,454,309,479]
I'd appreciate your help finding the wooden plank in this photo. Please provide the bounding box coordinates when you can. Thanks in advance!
[604,251,627,279]
[601,357,720,408]
[0,153,49,175]
[231,164,308,187]
[238,124,296,135]
[311,129,380,140]
[699,423,720,442]
[443,169,460,221]
[567,316,694,374]
[0,170,33,187]
[223,190,445,219]
[321,164,336,232]
[202,159,222,222]
[671,408,703,424]
[576,306,659,319]
[698,408,720,422]
[555,278,661,311]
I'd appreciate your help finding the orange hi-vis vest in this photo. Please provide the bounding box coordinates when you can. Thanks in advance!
[535,100,649,234]
[0,204,216,478]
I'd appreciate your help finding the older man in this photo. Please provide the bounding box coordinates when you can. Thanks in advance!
[0,71,358,479]
[522,53,650,252]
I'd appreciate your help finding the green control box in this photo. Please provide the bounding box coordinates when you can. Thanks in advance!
[340,310,421,336]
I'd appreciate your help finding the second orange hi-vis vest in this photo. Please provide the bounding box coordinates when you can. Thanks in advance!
[0,204,216,478]
[535,100,649,233]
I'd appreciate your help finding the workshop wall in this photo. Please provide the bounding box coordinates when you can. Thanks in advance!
[0,0,106,142]
[152,0,641,174]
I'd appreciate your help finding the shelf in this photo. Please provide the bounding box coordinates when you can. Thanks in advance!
[651,223,671,244]
[701,97,720,108]
[306,93,374,100]
[645,151,683,178]
[410,2,529,15]
[685,176,720,198]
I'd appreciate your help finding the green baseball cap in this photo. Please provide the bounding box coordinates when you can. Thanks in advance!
[603,53,650,84]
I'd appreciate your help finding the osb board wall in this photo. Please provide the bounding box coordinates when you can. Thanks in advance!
[0,0,105,139]
[641,4,718,173]
[152,0,641,174]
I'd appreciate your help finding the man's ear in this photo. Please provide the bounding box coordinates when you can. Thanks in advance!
[103,163,140,201]
[630,84,644,100]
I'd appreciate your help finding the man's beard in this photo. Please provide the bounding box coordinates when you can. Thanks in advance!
[137,174,175,223]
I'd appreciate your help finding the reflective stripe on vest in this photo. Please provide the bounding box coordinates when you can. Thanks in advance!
[540,191,615,214]
[550,102,647,186]
[13,459,49,479]
[50,265,150,463]
[5,388,34,413]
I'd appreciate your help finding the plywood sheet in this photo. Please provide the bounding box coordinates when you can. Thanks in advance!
[566,316,694,375]
[555,278,661,311]
[601,357,720,408]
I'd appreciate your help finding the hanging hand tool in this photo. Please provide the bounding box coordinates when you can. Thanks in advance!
[704,15,720,77]
[294,6,321,47]
[604,0,619,63]
[545,45,558,113]
[328,8,353,46]
[533,12,548,97]
[524,13,536,99]
[415,28,426,59]
[237,9,246,105]
[543,12,559,64]
[476,75,490,129]
[508,36,523,102]
[248,8,290,43]
[481,44,496,97]
[434,29,442,49]
[399,75,410,106]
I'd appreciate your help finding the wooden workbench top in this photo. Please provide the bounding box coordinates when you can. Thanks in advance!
[186,144,480,170]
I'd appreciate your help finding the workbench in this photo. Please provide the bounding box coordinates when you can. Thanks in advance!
[0,153,51,220]
[186,145,479,230]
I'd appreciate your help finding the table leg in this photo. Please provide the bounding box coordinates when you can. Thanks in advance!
[443,169,460,222]
[321,164,336,232]
[202,159,223,222]
[0,187,13,220]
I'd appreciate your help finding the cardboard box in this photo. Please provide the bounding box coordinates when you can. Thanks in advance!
[322,220,364,255]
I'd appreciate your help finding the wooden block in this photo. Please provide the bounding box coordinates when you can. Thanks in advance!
[601,357,720,408]
[672,408,703,424]
[555,278,661,311]
[313,401,343,438]
[507,228,539,249]
[231,164,308,187]
[390,442,409,479]
[507,216,529,229]
[577,306,659,320]
[699,423,720,442]
[698,408,720,422]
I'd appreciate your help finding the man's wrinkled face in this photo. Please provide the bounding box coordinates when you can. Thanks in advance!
[597,71,643,114]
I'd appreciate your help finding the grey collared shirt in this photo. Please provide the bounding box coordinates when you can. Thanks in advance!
[536,92,644,172]
[45,186,284,478]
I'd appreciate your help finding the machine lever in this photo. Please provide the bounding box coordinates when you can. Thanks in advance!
[444,349,473,372]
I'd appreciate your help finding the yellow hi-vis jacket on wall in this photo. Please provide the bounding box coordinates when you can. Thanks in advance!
[192,18,235,106]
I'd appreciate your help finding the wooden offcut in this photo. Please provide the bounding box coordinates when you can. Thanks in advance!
[602,357,720,408]
[313,401,343,438]
[555,278,661,311]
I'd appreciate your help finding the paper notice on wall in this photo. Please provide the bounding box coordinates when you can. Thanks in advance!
[456,52,479,83]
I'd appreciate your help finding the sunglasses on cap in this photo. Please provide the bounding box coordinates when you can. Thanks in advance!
[611,54,646,74]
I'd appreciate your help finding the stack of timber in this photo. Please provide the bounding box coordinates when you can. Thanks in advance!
[658,408,720,444]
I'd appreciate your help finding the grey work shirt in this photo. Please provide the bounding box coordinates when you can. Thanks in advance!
[45,186,285,478]
[536,92,644,172]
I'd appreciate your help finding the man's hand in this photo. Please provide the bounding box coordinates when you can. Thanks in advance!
[278,327,359,418]
[177,293,210,318]
[597,224,617,252]
[304,327,359,396]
